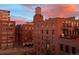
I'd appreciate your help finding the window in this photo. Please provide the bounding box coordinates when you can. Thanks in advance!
[63,29,68,37]
[9,23,14,27]
[65,45,69,53]
[8,28,14,30]
[46,30,48,34]
[77,22,78,27]
[8,43,13,46]
[2,40,7,43]
[1,36,7,39]
[1,32,7,34]
[29,27,32,30]
[47,44,49,49]
[1,44,7,46]
[72,47,76,54]
[69,30,71,36]
[66,29,68,36]
[52,30,54,34]
[2,22,7,25]
[72,22,74,26]
[25,27,28,30]
[60,44,63,51]
[9,37,14,39]
[41,30,43,34]
[42,36,43,40]
[8,32,14,34]
[8,40,13,42]
[78,31,79,35]
[63,23,65,27]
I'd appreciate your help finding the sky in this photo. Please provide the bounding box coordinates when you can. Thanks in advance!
[0,4,79,24]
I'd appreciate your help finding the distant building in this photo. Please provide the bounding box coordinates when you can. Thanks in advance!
[14,7,79,55]
[20,23,33,47]
[33,7,55,54]
[15,25,22,47]
[15,22,36,54]
[33,7,79,55]
[0,10,10,21]
[33,7,43,23]
[57,17,79,55]
[0,10,15,49]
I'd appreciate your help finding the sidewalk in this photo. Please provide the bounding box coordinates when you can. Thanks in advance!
[0,48,33,55]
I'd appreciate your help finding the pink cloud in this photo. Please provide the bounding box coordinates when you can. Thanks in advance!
[12,4,79,23]
[42,4,77,18]
[11,16,27,24]
[23,4,78,18]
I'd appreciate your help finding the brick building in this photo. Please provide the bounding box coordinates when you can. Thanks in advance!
[0,10,10,21]
[33,7,55,54]
[58,17,79,55]
[15,22,35,54]
[20,22,34,47]
[0,10,15,49]
[14,7,79,55]
[32,7,79,55]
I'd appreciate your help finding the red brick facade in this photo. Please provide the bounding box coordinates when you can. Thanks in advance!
[0,10,15,49]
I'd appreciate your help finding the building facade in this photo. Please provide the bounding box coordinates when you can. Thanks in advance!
[0,10,15,49]
[20,23,33,47]
[9,7,79,55]
[0,10,10,21]
[15,22,36,54]
[58,17,79,55]
[32,7,79,55]
[33,7,55,54]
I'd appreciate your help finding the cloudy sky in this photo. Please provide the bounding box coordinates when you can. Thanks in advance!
[0,4,79,24]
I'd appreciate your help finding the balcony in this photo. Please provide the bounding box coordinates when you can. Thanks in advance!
[60,33,79,40]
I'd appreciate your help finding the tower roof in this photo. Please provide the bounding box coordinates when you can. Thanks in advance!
[35,7,41,9]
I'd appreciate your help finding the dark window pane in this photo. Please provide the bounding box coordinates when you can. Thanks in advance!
[52,30,54,34]
[41,30,43,34]
[46,30,48,34]
[72,47,76,54]
[65,45,69,53]
[60,44,63,51]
